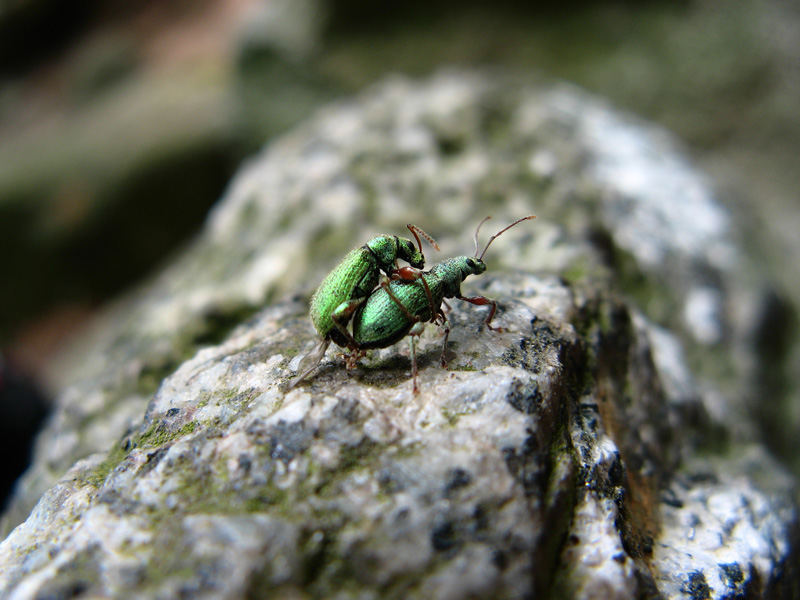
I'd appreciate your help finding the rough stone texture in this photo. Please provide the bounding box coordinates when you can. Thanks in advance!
[1,72,797,598]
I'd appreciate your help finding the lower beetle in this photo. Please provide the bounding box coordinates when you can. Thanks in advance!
[350,215,535,393]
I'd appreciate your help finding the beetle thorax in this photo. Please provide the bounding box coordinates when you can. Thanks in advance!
[365,235,424,272]
[364,235,399,272]
[431,256,486,298]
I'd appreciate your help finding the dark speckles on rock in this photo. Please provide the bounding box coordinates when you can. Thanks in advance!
[96,489,139,516]
[431,520,458,553]
[502,435,547,497]
[269,420,313,462]
[377,466,408,494]
[230,391,249,406]
[394,507,411,525]
[332,397,362,424]
[147,447,168,467]
[138,446,170,477]
[506,379,543,414]
[607,451,626,488]
[501,323,561,373]
[472,503,491,533]
[685,470,720,486]
[683,570,712,600]
[492,549,508,571]
[34,579,91,600]
[237,453,252,475]
[638,533,654,557]
[719,562,744,589]
[444,468,472,497]
[579,402,599,431]
[661,487,684,508]
[244,418,268,444]
[166,408,180,418]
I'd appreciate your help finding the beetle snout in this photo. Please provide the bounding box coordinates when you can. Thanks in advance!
[465,257,486,274]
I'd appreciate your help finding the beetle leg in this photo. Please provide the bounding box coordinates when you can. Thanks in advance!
[437,309,450,368]
[331,298,367,348]
[457,294,502,332]
[384,274,436,324]
[383,284,426,394]
[408,321,426,394]
[289,338,331,388]
[391,266,422,281]
[343,348,366,370]
[382,281,421,324]
[418,277,437,323]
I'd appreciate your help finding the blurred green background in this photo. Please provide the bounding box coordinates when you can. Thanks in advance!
[0,0,798,502]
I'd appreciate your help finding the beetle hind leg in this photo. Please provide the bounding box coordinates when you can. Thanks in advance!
[289,338,331,389]
[408,321,426,394]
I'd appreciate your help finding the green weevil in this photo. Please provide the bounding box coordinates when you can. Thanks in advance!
[290,224,438,387]
[350,215,535,393]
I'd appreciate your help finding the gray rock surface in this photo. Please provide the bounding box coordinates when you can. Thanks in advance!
[1,71,797,598]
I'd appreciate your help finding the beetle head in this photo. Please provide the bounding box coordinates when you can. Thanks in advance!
[397,237,425,269]
[464,256,486,276]
[367,235,424,271]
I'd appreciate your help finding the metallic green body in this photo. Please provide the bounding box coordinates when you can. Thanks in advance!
[309,235,424,347]
[352,257,486,348]
[297,216,534,393]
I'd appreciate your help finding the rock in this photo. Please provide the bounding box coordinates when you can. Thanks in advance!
[0,71,796,598]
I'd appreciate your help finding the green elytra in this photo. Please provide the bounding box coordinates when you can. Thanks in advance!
[289,225,438,388]
[350,257,483,348]
[351,215,535,393]
[310,235,421,346]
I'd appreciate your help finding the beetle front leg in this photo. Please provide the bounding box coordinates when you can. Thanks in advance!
[457,294,502,332]
[391,266,422,281]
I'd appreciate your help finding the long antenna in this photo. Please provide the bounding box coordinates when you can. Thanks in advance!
[478,215,536,261]
[407,224,440,253]
[473,216,492,257]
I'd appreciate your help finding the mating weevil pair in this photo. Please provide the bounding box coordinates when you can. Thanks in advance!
[290,216,535,393]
